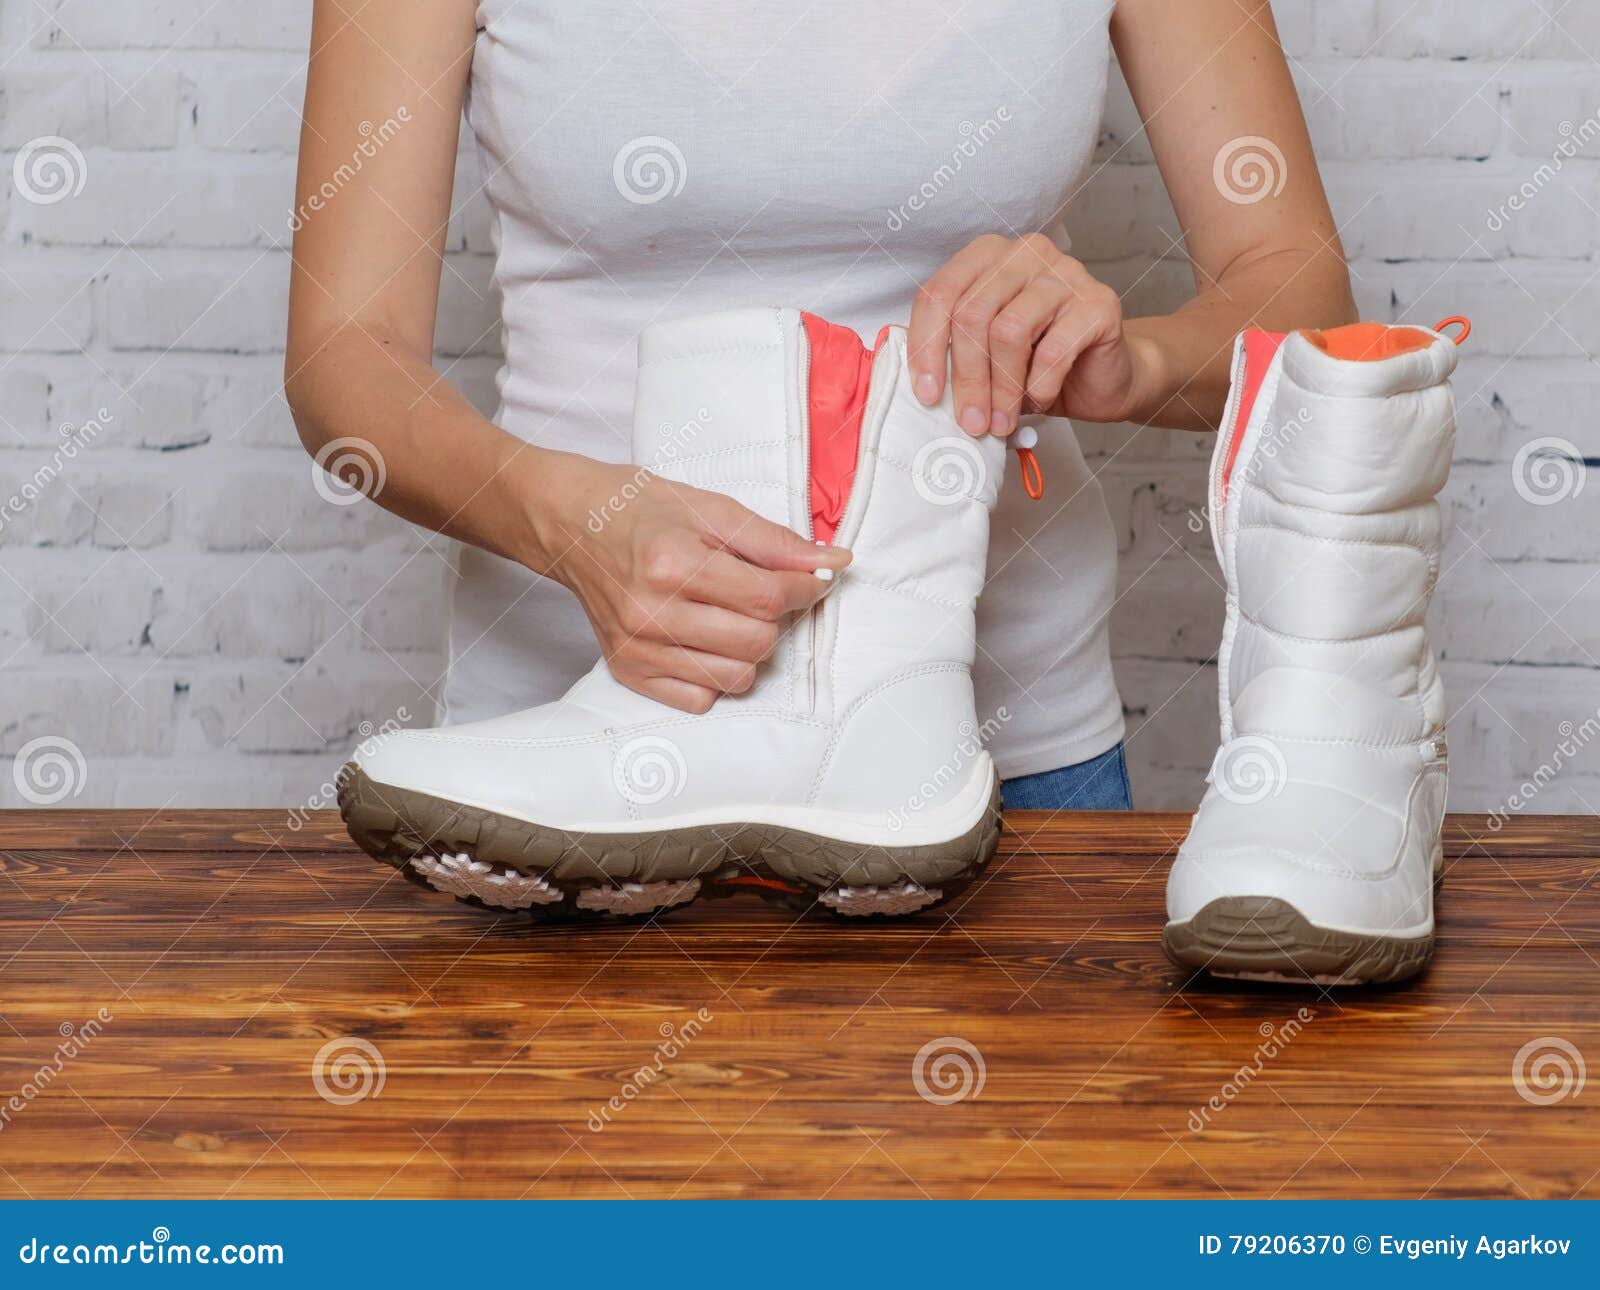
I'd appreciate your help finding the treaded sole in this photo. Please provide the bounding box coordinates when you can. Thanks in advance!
[336,763,1002,920]
[1162,895,1434,986]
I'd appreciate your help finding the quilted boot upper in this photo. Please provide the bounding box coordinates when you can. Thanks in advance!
[1168,324,1459,936]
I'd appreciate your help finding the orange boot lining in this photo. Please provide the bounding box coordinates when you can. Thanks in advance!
[801,313,878,544]
[1297,322,1437,362]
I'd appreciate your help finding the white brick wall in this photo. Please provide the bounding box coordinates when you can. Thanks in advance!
[2,0,1595,816]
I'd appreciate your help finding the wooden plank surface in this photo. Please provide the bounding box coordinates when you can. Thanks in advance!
[0,810,1595,1199]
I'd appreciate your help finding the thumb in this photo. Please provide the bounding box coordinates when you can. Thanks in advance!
[711,505,852,575]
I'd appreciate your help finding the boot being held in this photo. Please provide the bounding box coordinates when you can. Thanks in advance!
[1164,318,1467,984]
[340,308,1006,918]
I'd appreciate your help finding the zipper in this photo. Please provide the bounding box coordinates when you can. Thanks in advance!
[1209,336,1249,565]
[795,321,819,711]
[1210,336,1250,743]
[802,331,899,715]
[797,317,813,543]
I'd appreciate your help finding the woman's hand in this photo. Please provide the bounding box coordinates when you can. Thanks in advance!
[907,233,1163,435]
[530,456,850,714]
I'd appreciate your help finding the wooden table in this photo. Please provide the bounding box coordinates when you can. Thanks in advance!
[0,810,1595,1199]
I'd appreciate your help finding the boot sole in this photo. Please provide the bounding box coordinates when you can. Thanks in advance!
[336,763,1002,920]
[1162,896,1434,986]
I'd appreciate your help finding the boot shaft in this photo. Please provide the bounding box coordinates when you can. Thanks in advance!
[1211,324,1459,746]
[633,308,1004,721]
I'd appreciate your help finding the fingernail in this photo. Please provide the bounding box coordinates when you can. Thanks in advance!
[959,406,987,435]
[990,410,1011,436]
[914,373,939,404]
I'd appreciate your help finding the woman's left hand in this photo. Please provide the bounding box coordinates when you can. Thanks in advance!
[907,233,1159,435]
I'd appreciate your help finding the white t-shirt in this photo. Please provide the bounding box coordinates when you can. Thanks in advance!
[448,0,1125,778]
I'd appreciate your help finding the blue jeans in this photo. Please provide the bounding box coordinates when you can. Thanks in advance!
[1000,742,1132,811]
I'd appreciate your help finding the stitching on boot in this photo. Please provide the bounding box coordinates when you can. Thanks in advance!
[407,708,825,749]
[1235,524,1437,554]
[666,479,796,493]
[659,437,796,469]
[637,341,783,367]
[1238,730,1436,752]
[840,572,970,611]
[1237,608,1424,646]
[872,449,991,506]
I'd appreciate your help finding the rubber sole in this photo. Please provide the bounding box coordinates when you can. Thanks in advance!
[1162,895,1434,986]
[336,763,1002,920]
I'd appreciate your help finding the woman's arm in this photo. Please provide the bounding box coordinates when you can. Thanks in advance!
[285,0,533,562]
[1112,0,1356,429]
[907,0,1356,435]
[285,0,843,713]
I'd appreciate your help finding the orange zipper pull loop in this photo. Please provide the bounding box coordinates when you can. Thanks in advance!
[1434,315,1471,346]
[1014,426,1044,500]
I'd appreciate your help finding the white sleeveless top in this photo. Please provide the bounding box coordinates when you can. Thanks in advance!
[450,0,1125,778]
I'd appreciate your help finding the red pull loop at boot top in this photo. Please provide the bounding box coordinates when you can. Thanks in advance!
[1434,315,1471,345]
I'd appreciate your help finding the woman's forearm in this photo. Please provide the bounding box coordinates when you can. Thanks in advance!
[1119,245,1359,434]
[284,321,586,575]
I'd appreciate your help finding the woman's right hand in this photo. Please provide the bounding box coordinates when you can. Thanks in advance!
[531,456,851,714]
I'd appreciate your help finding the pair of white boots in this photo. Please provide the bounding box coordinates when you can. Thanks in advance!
[340,308,1459,984]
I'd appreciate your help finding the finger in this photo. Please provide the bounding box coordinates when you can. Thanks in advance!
[632,674,719,715]
[654,598,782,663]
[687,549,832,620]
[908,237,1005,406]
[988,275,1067,436]
[703,501,851,575]
[648,644,761,696]
[949,256,1033,436]
[1025,287,1123,410]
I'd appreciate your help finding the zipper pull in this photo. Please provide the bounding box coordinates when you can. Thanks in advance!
[1014,425,1044,500]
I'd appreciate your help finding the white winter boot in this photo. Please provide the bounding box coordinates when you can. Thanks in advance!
[1164,320,1463,984]
[340,307,1006,917]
